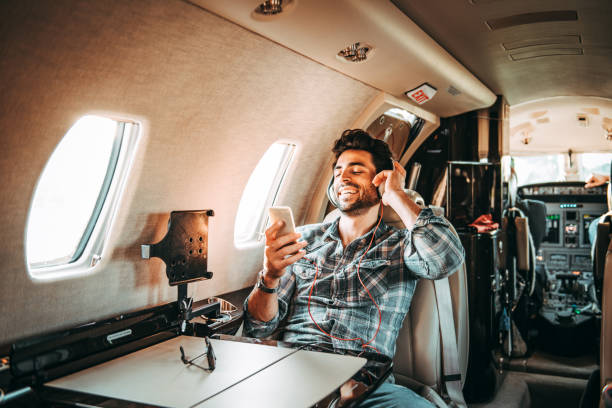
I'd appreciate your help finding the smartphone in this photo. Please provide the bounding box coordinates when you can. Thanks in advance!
[268,206,296,237]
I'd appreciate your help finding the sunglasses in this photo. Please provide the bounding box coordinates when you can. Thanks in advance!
[179,336,216,372]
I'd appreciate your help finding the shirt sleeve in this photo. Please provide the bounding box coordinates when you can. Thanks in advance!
[243,269,297,338]
[402,207,465,280]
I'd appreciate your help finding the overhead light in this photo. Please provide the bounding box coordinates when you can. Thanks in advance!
[519,131,532,145]
[385,108,418,124]
[254,0,283,16]
[576,114,589,127]
[337,42,373,62]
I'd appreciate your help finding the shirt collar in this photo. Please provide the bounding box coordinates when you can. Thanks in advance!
[322,214,391,244]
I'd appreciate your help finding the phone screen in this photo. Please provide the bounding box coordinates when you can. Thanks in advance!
[268,207,296,237]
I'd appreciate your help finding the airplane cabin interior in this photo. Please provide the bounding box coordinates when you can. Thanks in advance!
[0,0,611,407]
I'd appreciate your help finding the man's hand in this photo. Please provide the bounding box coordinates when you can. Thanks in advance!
[585,173,610,188]
[263,221,307,286]
[372,160,407,205]
[337,379,367,407]
[372,160,422,226]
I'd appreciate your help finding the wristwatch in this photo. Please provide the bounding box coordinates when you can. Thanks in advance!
[256,271,278,294]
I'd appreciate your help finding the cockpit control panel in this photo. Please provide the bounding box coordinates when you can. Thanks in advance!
[519,182,606,327]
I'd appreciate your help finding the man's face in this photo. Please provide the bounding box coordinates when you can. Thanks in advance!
[333,149,380,215]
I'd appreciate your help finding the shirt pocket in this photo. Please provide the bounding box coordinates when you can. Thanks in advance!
[347,259,390,304]
[293,259,317,281]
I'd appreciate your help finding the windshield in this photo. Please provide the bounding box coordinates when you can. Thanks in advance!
[512,153,612,186]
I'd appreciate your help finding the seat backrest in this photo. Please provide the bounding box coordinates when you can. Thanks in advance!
[392,223,469,389]
[323,198,469,390]
[597,212,612,407]
[516,198,547,251]
[595,214,612,284]
[602,244,612,408]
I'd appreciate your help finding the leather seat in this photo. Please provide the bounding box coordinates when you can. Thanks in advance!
[504,170,546,299]
[515,198,547,251]
[594,212,612,408]
[323,193,469,396]
[393,246,468,391]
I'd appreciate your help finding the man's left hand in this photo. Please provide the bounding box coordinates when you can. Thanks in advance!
[372,161,407,205]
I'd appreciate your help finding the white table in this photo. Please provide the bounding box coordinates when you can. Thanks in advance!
[46,336,367,407]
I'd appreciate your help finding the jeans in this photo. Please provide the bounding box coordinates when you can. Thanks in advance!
[358,382,435,408]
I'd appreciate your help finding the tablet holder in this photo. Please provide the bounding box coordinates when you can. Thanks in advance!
[141,209,219,334]
[141,209,214,286]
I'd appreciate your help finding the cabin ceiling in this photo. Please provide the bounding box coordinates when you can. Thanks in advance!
[391,0,612,106]
[509,96,612,155]
[189,0,497,118]
[189,0,612,113]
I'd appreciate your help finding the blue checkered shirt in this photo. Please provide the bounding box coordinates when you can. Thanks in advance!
[244,207,465,359]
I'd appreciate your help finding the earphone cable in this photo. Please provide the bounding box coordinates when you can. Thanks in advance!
[306,205,384,354]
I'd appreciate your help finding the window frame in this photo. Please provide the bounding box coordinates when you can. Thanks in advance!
[233,142,296,248]
[26,117,141,280]
[69,122,124,263]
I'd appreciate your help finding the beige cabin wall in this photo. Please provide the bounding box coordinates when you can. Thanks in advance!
[0,0,377,344]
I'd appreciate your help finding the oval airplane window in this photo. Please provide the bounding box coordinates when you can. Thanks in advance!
[234,143,296,248]
[26,115,140,279]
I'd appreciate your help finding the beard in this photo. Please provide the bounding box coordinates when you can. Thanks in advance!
[336,181,380,215]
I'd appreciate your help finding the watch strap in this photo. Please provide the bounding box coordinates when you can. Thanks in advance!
[257,271,278,294]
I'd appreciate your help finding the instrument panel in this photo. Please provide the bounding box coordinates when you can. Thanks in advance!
[518,182,606,327]
[519,183,607,199]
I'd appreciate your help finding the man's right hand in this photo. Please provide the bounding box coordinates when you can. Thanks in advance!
[263,221,307,286]
[585,173,610,188]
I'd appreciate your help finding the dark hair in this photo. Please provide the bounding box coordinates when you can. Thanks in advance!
[332,129,393,173]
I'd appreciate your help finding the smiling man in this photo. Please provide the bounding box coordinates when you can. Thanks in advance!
[244,129,465,407]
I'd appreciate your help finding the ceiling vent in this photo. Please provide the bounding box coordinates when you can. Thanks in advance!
[509,48,583,61]
[447,85,462,96]
[468,0,503,4]
[530,110,548,119]
[337,42,374,63]
[501,35,583,61]
[486,10,578,31]
[502,35,581,51]
[582,107,600,115]
[536,117,550,124]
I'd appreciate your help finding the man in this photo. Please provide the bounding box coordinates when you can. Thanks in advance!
[585,173,609,189]
[244,129,465,407]
[585,173,610,246]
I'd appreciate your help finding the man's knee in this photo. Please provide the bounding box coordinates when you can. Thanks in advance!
[359,382,434,408]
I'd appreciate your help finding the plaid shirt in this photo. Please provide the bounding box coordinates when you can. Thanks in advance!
[244,207,465,359]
